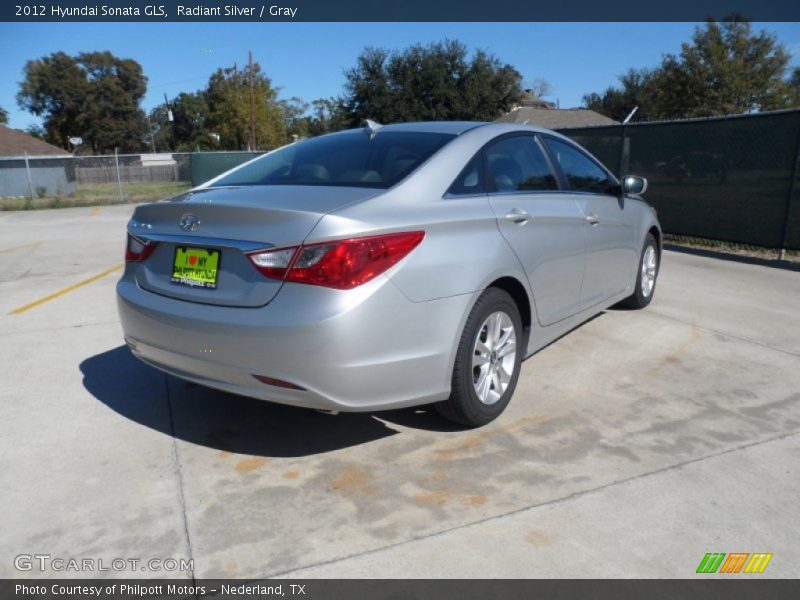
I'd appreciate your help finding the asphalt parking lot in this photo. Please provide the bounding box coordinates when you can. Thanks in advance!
[1,204,799,579]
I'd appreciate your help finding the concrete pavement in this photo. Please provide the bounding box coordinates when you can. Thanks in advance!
[1,204,798,578]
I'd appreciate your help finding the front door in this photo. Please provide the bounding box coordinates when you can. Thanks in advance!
[543,137,636,308]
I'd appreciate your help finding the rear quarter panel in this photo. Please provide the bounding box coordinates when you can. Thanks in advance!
[311,194,528,304]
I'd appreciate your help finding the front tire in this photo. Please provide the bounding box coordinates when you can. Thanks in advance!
[436,288,523,427]
[621,233,659,309]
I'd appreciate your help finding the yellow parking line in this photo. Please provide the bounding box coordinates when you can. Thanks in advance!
[89,206,101,216]
[9,263,123,315]
[0,241,42,255]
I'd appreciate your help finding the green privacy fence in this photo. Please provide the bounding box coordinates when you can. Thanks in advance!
[190,151,263,186]
[558,109,800,250]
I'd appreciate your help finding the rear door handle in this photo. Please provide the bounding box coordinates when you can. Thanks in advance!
[506,208,532,225]
[586,213,599,226]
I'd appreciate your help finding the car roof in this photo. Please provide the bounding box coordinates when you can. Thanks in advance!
[375,121,488,135]
[326,121,489,136]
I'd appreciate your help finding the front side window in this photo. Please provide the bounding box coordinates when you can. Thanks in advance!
[485,135,558,193]
[211,131,455,189]
[544,137,615,194]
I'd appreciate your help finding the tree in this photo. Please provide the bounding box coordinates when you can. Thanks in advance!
[79,52,149,152]
[306,97,349,136]
[583,69,657,121]
[171,92,209,147]
[279,96,310,141]
[17,51,149,152]
[342,40,524,125]
[583,19,800,121]
[16,52,87,149]
[150,92,211,151]
[788,67,800,100]
[25,125,46,140]
[524,78,552,99]
[0,106,8,125]
[204,62,285,150]
[276,97,350,140]
[147,61,298,151]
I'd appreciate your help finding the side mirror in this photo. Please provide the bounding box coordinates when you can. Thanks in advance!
[622,175,647,196]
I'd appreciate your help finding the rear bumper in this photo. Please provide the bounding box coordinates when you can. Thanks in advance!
[116,266,474,411]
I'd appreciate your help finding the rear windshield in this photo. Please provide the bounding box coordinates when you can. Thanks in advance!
[210,131,455,189]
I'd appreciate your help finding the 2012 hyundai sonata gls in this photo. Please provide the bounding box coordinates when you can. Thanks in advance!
[117,121,661,427]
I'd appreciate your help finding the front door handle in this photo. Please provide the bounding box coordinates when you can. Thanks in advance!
[506,208,532,225]
[586,213,600,226]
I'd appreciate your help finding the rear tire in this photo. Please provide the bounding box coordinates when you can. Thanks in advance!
[621,233,659,309]
[436,288,523,427]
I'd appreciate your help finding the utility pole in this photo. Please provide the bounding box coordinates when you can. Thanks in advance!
[233,62,242,150]
[148,117,157,153]
[163,93,175,151]
[248,51,256,151]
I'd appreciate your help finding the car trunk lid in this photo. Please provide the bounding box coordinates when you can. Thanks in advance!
[128,185,379,307]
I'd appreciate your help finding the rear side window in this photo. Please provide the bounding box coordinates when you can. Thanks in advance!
[447,153,485,196]
[485,136,558,192]
[544,137,615,194]
[210,131,455,189]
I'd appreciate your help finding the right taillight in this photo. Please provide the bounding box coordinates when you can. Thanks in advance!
[125,233,157,262]
[246,231,424,290]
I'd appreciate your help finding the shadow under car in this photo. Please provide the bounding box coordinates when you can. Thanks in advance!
[80,346,465,458]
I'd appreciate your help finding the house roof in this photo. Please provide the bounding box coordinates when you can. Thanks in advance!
[496,106,618,129]
[0,125,70,157]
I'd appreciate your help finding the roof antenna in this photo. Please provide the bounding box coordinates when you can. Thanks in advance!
[364,119,383,137]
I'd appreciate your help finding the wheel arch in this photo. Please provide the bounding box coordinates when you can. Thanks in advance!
[487,276,532,335]
[648,224,662,254]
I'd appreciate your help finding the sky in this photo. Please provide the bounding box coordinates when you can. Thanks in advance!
[1,21,799,130]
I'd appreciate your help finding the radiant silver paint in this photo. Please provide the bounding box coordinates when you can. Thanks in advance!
[117,122,661,412]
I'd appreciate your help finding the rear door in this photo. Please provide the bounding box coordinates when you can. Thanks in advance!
[542,136,636,308]
[484,134,587,326]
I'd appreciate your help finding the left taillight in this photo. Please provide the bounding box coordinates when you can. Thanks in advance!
[125,233,157,262]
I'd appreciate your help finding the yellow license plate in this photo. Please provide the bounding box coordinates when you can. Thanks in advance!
[171,246,220,289]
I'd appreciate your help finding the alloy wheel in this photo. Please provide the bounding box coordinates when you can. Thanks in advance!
[641,245,657,298]
[471,311,517,405]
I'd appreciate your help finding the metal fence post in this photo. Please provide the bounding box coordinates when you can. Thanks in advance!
[23,152,35,204]
[778,126,800,259]
[114,147,124,203]
[617,125,631,178]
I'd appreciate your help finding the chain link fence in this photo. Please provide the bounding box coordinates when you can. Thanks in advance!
[559,109,800,251]
[0,151,264,210]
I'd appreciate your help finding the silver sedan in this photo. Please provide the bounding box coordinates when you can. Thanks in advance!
[117,121,661,427]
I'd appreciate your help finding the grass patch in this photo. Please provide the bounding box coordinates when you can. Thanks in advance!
[0,181,192,211]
